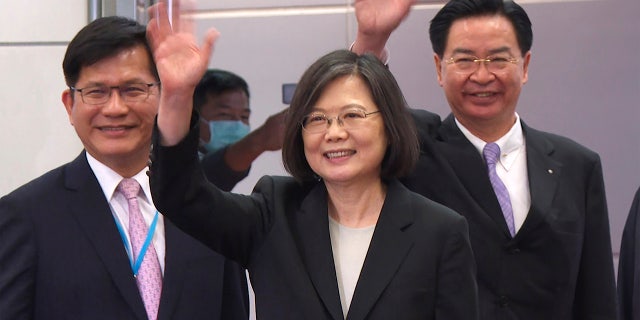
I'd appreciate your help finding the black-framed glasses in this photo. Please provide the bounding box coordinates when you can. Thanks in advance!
[301,109,381,134]
[445,55,518,74]
[70,82,161,105]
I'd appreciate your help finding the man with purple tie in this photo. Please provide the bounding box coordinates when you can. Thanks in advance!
[351,0,617,318]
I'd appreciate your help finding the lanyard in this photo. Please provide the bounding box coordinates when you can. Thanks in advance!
[114,210,159,277]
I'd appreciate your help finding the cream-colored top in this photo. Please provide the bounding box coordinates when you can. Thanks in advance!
[329,216,375,318]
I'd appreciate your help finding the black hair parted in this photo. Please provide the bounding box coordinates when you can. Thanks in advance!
[429,0,532,58]
[63,16,158,87]
[193,69,250,111]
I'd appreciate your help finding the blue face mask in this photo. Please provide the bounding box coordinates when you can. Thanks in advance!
[202,120,250,153]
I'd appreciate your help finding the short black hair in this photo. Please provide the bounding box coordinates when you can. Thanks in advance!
[429,0,533,58]
[193,69,250,111]
[282,50,419,182]
[62,16,158,87]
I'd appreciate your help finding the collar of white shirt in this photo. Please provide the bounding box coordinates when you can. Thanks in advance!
[455,113,525,172]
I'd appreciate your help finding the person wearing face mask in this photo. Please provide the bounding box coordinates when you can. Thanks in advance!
[201,119,251,153]
[195,69,287,191]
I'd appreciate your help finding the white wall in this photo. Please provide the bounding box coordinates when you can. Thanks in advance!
[0,1,86,195]
[1,0,639,265]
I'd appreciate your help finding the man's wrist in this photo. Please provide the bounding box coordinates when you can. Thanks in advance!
[349,41,390,65]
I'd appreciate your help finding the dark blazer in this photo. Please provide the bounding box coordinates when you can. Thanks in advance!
[401,110,617,320]
[149,124,479,320]
[618,186,640,320]
[0,152,248,320]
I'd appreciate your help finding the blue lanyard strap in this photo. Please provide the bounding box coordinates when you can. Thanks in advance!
[114,210,160,276]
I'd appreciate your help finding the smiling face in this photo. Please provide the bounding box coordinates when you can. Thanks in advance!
[435,14,531,138]
[302,75,388,187]
[62,44,159,177]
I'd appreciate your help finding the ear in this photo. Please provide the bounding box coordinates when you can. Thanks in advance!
[434,53,444,87]
[61,89,75,126]
[199,116,211,142]
[521,51,531,85]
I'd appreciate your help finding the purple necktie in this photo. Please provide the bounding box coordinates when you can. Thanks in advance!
[483,143,516,237]
[118,178,162,320]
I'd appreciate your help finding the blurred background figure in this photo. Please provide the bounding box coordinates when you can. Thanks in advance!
[194,69,287,191]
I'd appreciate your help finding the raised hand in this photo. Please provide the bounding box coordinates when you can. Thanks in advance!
[146,1,220,145]
[352,0,416,59]
[257,108,287,151]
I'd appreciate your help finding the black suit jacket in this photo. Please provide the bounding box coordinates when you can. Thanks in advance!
[149,123,479,320]
[0,152,248,320]
[618,186,640,320]
[401,110,617,320]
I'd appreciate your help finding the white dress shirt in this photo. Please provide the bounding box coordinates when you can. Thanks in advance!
[87,153,166,273]
[455,114,531,233]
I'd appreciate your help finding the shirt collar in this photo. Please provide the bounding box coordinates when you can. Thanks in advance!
[86,152,152,204]
[454,113,525,171]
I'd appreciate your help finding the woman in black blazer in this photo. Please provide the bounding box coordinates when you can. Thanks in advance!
[147,8,478,318]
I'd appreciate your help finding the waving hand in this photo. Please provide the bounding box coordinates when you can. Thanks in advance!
[147,1,220,145]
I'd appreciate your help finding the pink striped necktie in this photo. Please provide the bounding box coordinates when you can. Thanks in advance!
[118,178,162,320]
[483,143,516,237]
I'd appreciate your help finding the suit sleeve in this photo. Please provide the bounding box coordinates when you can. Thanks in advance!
[435,215,480,320]
[574,156,618,320]
[150,115,270,267]
[618,186,640,320]
[201,146,250,192]
[0,195,36,319]
[409,108,442,140]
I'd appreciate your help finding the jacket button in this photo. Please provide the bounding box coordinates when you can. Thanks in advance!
[504,242,520,254]
[498,295,509,307]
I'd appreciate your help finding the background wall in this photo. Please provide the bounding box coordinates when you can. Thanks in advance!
[0,1,86,193]
[1,0,638,269]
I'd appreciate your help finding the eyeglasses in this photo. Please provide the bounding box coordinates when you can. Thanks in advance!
[445,55,518,74]
[301,109,381,134]
[70,82,161,105]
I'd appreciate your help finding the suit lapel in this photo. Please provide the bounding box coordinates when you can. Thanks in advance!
[296,184,344,320]
[518,123,561,235]
[64,152,148,320]
[438,115,513,236]
[346,180,414,320]
[156,221,184,320]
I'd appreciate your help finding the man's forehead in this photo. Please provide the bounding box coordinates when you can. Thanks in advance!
[445,15,519,53]
[77,47,156,83]
[449,15,515,35]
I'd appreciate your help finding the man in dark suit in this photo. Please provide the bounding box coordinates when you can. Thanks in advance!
[351,0,617,319]
[0,16,248,320]
[618,186,640,320]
